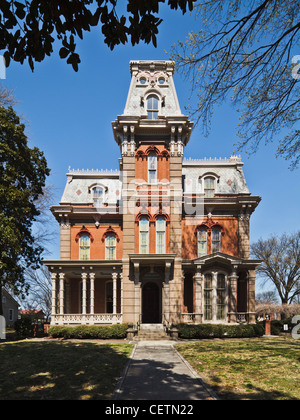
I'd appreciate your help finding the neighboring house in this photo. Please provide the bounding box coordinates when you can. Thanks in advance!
[2,289,19,328]
[19,310,46,323]
[44,60,261,330]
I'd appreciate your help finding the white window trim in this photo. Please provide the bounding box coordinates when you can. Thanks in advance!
[145,92,162,119]
[139,218,149,254]
[156,218,166,254]
[105,235,117,260]
[79,235,90,261]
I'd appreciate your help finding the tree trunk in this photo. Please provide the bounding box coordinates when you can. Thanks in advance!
[0,285,3,316]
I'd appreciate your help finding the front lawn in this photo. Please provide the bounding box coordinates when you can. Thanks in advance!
[176,337,300,400]
[0,340,133,400]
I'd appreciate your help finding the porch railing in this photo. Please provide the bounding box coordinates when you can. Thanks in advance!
[51,313,123,325]
[181,313,203,323]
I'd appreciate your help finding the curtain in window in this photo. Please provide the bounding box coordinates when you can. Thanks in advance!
[93,187,103,207]
[79,235,90,260]
[204,177,215,198]
[198,228,207,257]
[105,235,116,260]
[156,217,166,254]
[140,218,149,254]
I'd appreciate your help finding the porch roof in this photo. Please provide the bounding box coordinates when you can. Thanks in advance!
[183,252,262,270]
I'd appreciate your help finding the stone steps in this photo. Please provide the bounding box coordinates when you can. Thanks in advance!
[133,324,170,341]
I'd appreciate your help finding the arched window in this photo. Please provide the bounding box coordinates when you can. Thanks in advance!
[139,217,149,254]
[197,227,207,257]
[147,95,159,120]
[156,217,166,254]
[92,186,104,207]
[211,227,222,253]
[217,273,226,320]
[79,235,90,260]
[148,152,157,184]
[204,273,213,321]
[204,177,215,198]
[105,235,116,260]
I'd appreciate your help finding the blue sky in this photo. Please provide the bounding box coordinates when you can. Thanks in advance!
[1,5,299,293]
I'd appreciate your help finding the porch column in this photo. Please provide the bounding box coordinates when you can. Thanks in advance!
[51,272,57,317]
[248,272,256,323]
[163,262,171,324]
[120,272,123,315]
[229,266,238,323]
[194,265,202,323]
[90,273,95,316]
[59,272,65,315]
[112,272,118,314]
[81,272,87,315]
[134,263,141,325]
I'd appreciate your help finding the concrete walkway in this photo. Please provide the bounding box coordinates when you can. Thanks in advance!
[113,341,218,400]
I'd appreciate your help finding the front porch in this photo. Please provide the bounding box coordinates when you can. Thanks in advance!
[44,261,123,326]
[181,252,261,325]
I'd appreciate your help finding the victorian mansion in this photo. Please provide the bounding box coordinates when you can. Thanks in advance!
[45,60,261,329]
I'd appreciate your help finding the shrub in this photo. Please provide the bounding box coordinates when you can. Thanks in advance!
[48,324,129,339]
[14,315,33,338]
[176,323,264,339]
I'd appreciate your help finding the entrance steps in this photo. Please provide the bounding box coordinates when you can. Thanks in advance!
[133,324,170,341]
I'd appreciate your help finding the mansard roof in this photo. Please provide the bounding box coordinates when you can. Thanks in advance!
[60,168,121,205]
[182,155,250,195]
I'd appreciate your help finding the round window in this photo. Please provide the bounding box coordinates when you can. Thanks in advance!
[158,77,165,85]
[140,77,147,85]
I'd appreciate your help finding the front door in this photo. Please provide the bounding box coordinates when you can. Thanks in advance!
[142,282,160,323]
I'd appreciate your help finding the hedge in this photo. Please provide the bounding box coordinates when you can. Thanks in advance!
[48,324,129,339]
[176,323,264,339]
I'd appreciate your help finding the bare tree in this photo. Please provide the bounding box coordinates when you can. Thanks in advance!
[251,232,300,304]
[170,0,300,168]
[21,266,52,321]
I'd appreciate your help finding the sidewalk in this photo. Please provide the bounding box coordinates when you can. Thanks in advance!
[113,341,218,400]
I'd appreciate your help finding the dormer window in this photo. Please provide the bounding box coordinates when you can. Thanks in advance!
[147,95,159,120]
[92,186,104,207]
[204,177,215,198]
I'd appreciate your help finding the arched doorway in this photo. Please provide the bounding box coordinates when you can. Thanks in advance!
[142,282,161,323]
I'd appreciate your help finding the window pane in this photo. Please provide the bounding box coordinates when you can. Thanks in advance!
[157,232,165,254]
[204,273,212,289]
[148,153,157,169]
[93,187,103,206]
[198,228,207,257]
[212,227,221,252]
[106,235,116,260]
[204,177,215,198]
[140,218,149,232]
[217,273,225,289]
[148,95,158,110]
[156,217,166,231]
[79,235,90,260]
[204,290,212,321]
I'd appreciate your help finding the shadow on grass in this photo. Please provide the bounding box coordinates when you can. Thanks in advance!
[0,340,132,400]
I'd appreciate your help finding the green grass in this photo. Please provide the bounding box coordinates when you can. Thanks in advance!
[176,337,300,400]
[0,340,133,400]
